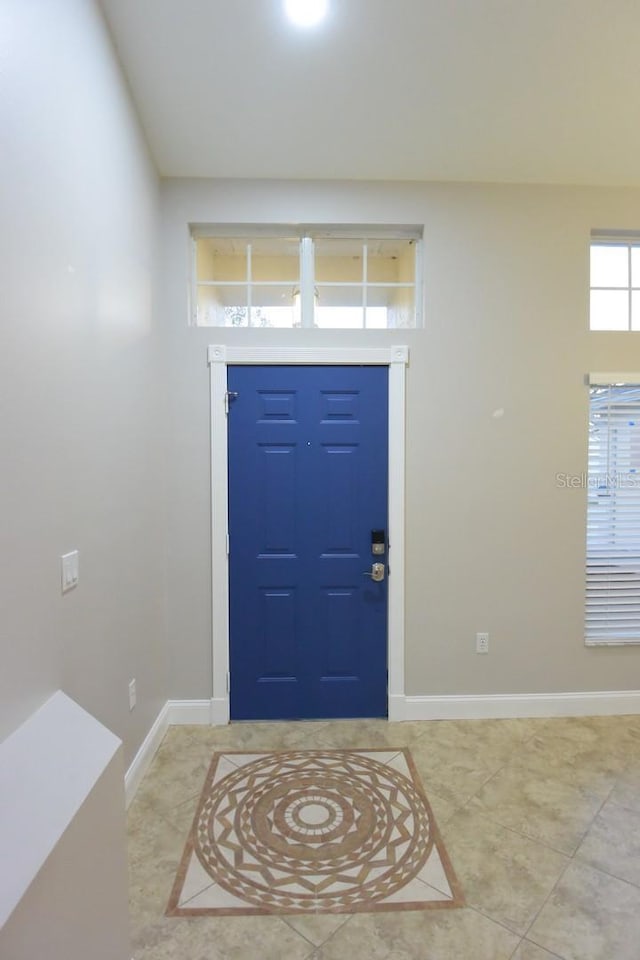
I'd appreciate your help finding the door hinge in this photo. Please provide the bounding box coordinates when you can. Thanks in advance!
[226,671,230,694]
[226,533,230,556]
[224,390,239,415]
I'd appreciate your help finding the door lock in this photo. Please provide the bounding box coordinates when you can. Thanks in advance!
[371,529,386,556]
[363,562,385,582]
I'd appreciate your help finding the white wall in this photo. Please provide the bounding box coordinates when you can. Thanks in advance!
[0,0,166,765]
[160,178,640,701]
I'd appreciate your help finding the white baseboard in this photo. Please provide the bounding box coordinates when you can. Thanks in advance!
[400,690,640,721]
[125,699,224,807]
[124,702,170,808]
[166,699,213,725]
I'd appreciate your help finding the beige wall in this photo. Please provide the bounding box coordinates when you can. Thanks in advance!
[160,178,640,700]
[0,0,167,764]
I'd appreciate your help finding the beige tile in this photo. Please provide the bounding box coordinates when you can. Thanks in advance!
[311,718,430,749]
[416,717,544,750]
[575,798,640,887]
[532,715,640,777]
[152,726,206,758]
[406,719,554,812]
[313,907,519,960]
[186,720,331,751]
[442,807,569,934]
[128,803,184,877]
[534,716,615,748]
[128,815,186,933]
[469,762,603,855]
[512,941,566,960]
[408,733,504,807]
[164,792,199,836]
[135,914,314,960]
[131,738,210,817]
[583,715,640,756]
[424,786,461,826]
[440,718,548,761]
[528,860,640,960]
[284,914,351,947]
[157,725,202,749]
[508,732,623,801]
[132,916,183,957]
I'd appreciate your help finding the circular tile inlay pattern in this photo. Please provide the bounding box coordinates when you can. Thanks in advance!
[193,751,434,911]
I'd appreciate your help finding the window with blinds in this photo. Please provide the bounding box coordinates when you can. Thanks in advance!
[586,381,640,644]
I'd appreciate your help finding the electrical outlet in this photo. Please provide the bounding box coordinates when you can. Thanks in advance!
[61,550,79,593]
[476,632,489,654]
[128,679,136,711]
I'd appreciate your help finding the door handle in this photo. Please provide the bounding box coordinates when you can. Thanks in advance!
[363,562,385,582]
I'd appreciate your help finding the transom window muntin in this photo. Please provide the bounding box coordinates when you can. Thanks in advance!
[590,237,640,331]
[191,225,422,329]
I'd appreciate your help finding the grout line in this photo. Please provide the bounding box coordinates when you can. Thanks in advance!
[572,780,615,850]
[569,858,640,894]
[517,784,619,948]
[453,797,587,859]
[518,856,574,945]
[507,934,567,960]
[522,933,572,960]
[463,903,524,940]
[280,913,354,955]
[444,803,576,861]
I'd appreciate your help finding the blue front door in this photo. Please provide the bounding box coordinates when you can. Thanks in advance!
[228,365,388,720]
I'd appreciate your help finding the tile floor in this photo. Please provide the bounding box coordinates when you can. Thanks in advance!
[128,714,640,959]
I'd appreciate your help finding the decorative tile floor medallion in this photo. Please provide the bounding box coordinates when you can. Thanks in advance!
[166,749,464,916]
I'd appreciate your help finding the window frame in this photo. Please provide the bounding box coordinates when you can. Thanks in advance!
[590,234,640,331]
[189,224,424,330]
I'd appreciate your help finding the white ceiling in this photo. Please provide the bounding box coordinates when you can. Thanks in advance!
[99,0,640,186]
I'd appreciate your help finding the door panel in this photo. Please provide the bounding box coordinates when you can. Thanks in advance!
[261,445,296,551]
[228,365,388,720]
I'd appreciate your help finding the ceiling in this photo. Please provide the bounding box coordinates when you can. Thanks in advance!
[99,0,640,186]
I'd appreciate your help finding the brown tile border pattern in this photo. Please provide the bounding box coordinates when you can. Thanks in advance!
[166,749,464,917]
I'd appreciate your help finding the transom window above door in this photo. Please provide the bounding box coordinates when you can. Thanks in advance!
[190,225,423,329]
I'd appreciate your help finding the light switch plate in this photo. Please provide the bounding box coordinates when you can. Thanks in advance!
[61,550,79,593]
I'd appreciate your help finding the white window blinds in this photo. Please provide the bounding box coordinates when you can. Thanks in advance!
[586,381,640,644]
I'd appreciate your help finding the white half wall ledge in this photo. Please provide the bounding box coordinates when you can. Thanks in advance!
[0,691,130,960]
[0,690,122,930]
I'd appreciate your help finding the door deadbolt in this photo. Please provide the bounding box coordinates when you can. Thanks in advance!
[363,562,385,582]
[371,529,386,556]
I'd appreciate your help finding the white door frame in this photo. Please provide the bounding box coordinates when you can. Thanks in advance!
[207,343,409,724]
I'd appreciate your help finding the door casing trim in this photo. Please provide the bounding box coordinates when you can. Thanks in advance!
[208,344,409,723]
